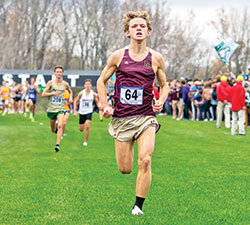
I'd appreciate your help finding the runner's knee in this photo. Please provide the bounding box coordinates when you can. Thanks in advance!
[119,166,132,174]
[138,154,152,172]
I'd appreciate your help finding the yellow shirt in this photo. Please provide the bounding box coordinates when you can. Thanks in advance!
[64,89,70,111]
[1,86,10,100]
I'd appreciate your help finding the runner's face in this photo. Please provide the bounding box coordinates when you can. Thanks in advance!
[54,69,63,79]
[84,81,92,90]
[126,18,150,40]
[31,78,35,85]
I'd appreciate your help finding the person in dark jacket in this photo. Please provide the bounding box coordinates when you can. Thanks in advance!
[181,80,191,120]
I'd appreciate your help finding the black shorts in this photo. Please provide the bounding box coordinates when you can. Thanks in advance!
[14,97,21,102]
[79,113,92,124]
[29,99,36,104]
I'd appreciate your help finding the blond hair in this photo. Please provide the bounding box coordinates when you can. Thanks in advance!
[123,11,152,32]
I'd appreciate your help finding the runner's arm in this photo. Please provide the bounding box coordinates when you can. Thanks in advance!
[36,86,40,94]
[42,81,59,97]
[65,82,73,103]
[153,53,169,112]
[73,92,82,116]
[97,51,120,109]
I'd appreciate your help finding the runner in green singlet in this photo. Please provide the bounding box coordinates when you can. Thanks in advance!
[42,65,73,152]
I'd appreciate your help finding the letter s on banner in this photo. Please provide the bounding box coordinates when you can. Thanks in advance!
[3,74,13,86]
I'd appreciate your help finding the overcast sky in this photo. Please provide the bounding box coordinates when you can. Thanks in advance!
[167,0,250,44]
[168,0,249,8]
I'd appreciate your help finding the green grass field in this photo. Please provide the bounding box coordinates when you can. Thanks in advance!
[0,113,250,225]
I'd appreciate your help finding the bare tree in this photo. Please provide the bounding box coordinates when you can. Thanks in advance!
[54,0,77,70]
[165,10,205,79]
[73,0,93,70]
[2,0,248,80]
[211,7,250,74]
[0,0,57,69]
[0,0,11,68]
[73,0,120,70]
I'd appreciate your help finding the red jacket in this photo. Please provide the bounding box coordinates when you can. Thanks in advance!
[229,82,245,111]
[216,81,231,102]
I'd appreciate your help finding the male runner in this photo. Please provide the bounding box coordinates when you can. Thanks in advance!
[42,65,73,152]
[27,77,40,122]
[97,11,169,215]
[23,80,30,117]
[0,81,10,116]
[73,79,100,146]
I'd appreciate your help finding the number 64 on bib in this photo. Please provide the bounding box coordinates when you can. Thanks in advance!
[120,86,143,105]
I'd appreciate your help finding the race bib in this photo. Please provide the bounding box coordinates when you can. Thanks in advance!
[81,100,91,108]
[51,96,62,105]
[29,94,35,99]
[120,86,143,105]
[3,93,7,97]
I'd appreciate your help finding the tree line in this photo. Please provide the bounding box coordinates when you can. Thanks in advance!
[0,0,250,79]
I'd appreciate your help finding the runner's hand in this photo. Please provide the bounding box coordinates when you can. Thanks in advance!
[97,103,102,109]
[153,99,163,112]
[103,105,114,118]
[53,91,61,96]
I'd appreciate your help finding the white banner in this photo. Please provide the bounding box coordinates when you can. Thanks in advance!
[214,38,239,65]
[0,70,100,87]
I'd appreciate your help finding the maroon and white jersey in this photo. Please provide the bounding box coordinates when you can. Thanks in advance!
[79,89,94,115]
[113,49,156,118]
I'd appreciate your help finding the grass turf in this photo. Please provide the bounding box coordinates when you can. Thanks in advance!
[0,113,250,224]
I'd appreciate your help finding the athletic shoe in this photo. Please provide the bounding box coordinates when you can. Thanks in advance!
[204,119,208,122]
[31,118,35,123]
[29,113,33,119]
[54,144,60,152]
[83,142,88,146]
[132,205,144,215]
[24,113,27,117]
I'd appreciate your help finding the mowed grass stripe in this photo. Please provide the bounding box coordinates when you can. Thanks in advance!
[0,114,250,224]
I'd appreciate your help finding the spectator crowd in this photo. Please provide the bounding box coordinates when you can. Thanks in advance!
[158,68,250,136]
